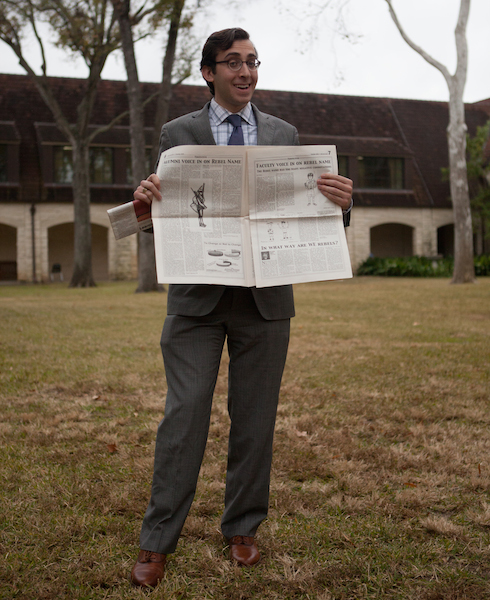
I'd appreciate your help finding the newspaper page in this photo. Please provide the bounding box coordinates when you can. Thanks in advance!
[152,145,256,286]
[149,145,352,287]
[247,146,352,287]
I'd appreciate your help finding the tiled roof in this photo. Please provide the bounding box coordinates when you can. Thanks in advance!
[34,122,154,146]
[298,134,409,156]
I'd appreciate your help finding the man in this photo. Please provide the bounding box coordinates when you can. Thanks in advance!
[131,27,353,588]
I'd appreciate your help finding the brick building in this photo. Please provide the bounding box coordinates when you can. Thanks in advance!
[1,73,489,282]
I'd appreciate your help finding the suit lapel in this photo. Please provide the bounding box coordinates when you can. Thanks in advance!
[253,104,276,146]
[189,103,216,145]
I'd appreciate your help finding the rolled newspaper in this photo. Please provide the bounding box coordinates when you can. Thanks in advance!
[107,199,152,240]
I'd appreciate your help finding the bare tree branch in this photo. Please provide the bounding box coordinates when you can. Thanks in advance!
[383,0,451,84]
[25,2,49,75]
[454,0,470,85]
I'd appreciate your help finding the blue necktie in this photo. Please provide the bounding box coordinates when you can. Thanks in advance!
[227,114,244,145]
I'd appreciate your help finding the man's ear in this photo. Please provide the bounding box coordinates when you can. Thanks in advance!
[201,66,214,84]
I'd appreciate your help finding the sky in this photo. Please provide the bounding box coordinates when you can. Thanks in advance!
[1,0,489,104]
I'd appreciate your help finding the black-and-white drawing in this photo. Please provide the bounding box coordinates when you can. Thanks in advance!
[225,250,241,258]
[304,172,317,206]
[207,248,240,269]
[279,220,290,240]
[266,221,274,241]
[190,183,207,227]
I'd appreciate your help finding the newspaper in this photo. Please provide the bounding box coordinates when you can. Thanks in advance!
[107,198,152,240]
[150,145,352,288]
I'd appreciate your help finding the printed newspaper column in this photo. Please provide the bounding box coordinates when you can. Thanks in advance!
[247,145,352,287]
[151,145,255,286]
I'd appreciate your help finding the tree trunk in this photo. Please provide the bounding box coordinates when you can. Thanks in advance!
[447,87,475,282]
[135,233,160,293]
[112,0,160,292]
[112,0,188,293]
[143,0,185,292]
[384,0,474,283]
[151,0,185,164]
[1,1,121,287]
[70,140,95,287]
[137,231,159,292]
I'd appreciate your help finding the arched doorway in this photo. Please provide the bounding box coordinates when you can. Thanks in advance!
[437,223,454,257]
[0,223,17,281]
[48,223,109,281]
[370,223,414,257]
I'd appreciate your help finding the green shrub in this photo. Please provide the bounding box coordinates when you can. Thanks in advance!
[475,254,490,276]
[356,255,489,277]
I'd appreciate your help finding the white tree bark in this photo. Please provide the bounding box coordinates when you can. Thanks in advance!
[384,0,475,283]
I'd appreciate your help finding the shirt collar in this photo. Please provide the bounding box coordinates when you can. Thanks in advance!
[209,98,255,126]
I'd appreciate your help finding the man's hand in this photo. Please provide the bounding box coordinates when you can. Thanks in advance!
[317,173,353,210]
[134,173,161,205]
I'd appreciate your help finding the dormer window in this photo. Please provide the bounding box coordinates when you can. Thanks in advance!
[357,156,404,189]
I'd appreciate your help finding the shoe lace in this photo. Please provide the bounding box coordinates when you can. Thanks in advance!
[142,550,163,563]
[230,535,254,546]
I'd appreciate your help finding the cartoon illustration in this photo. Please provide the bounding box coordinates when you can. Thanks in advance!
[279,220,290,240]
[266,221,274,241]
[190,183,207,227]
[304,172,317,206]
[207,248,241,269]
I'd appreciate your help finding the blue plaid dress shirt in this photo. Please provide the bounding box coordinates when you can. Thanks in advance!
[208,98,258,146]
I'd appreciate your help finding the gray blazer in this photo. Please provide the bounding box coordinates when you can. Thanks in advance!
[158,102,299,321]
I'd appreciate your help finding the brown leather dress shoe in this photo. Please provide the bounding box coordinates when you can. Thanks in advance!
[228,536,260,566]
[131,549,166,588]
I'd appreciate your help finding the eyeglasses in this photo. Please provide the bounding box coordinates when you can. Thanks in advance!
[214,58,261,72]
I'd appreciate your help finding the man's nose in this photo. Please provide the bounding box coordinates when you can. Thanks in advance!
[237,62,251,75]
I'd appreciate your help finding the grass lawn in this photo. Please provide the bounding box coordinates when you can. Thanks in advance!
[0,278,489,600]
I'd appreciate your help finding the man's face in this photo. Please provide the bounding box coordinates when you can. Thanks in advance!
[202,39,258,113]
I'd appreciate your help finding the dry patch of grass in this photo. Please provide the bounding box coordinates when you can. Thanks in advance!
[0,278,489,599]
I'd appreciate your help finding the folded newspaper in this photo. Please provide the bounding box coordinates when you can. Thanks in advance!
[108,145,352,288]
[107,198,152,240]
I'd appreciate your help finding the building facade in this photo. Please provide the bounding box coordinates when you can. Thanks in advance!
[1,74,489,282]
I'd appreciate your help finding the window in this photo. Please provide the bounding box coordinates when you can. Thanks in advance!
[338,155,349,178]
[53,146,114,184]
[357,156,404,189]
[90,147,113,184]
[54,146,74,183]
[125,148,153,184]
[0,145,8,182]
